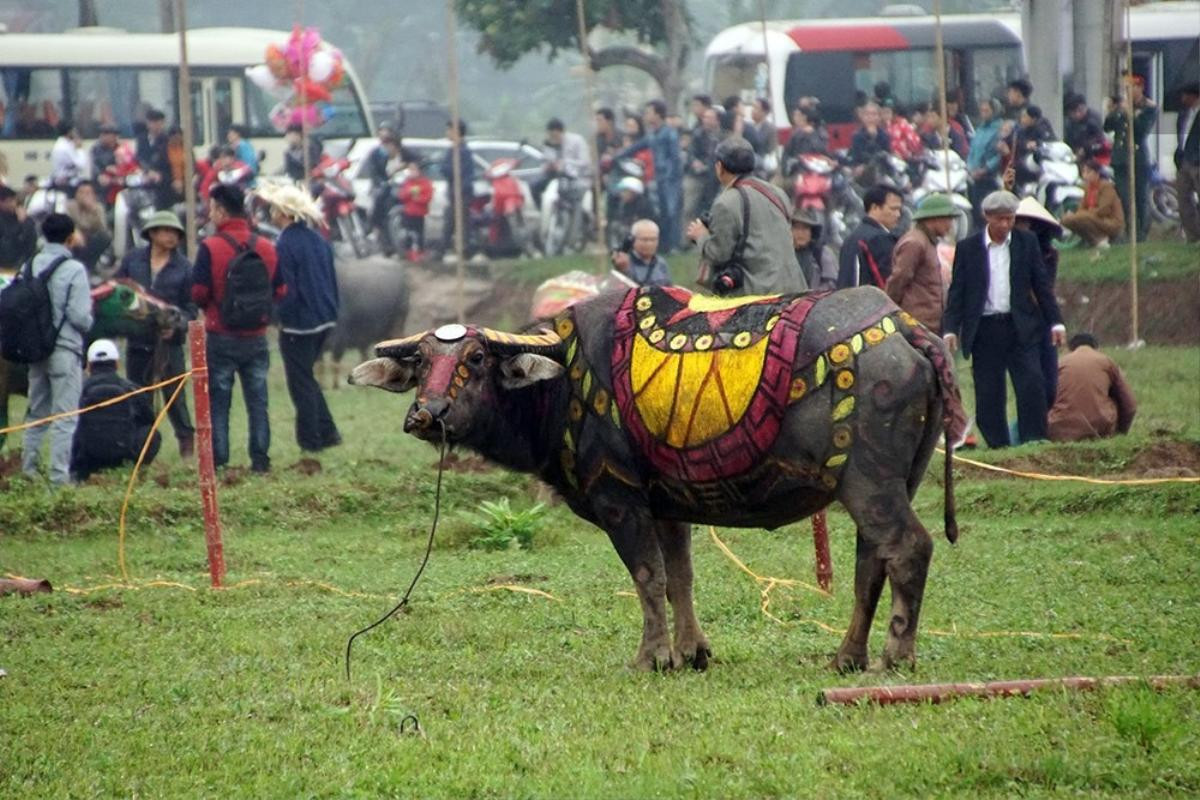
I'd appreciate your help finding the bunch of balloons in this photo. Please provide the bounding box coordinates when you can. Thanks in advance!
[245,26,345,132]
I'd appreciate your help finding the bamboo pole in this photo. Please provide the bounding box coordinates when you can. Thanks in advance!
[445,0,466,323]
[757,0,775,145]
[1123,0,1140,347]
[819,674,1200,707]
[297,0,312,182]
[174,0,197,261]
[188,321,225,588]
[933,0,953,193]
[574,0,607,272]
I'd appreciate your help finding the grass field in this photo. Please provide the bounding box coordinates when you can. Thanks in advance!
[2,259,1199,796]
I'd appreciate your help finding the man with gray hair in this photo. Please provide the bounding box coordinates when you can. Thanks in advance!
[686,137,805,296]
[611,219,671,286]
[943,189,1065,447]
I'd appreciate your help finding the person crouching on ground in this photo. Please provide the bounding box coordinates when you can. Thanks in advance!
[259,181,342,454]
[1061,160,1124,249]
[885,193,958,333]
[397,160,433,262]
[70,339,161,481]
[191,183,285,473]
[790,206,837,291]
[21,214,94,486]
[1047,334,1137,442]
[116,210,197,457]
[612,218,672,286]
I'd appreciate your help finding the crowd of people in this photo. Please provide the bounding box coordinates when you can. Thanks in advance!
[5,69,1183,485]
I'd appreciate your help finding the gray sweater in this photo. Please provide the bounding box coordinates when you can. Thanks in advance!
[31,243,93,356]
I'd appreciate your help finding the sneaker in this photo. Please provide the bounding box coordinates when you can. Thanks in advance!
[1095,237,1110,250]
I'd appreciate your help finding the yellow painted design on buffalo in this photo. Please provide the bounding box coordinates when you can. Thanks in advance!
[630,332,768,449]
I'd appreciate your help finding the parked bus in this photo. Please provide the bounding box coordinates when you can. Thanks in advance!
[704,1,1198,175]
[0,26,374,180]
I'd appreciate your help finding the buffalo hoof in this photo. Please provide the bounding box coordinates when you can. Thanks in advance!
[830,648,870,673]
[630,643,680,672]
[678,642,712,671]
[881,646,917,672]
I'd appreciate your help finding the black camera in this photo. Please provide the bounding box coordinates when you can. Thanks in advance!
[618,233,635,254]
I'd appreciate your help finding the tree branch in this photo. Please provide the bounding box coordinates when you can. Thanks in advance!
[586,45,668,84]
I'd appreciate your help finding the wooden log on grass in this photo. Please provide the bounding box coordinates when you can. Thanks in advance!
[819,674,1200,706]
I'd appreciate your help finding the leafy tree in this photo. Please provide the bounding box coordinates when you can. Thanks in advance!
[456,0,693,109]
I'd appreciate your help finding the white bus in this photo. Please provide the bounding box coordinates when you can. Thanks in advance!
[704,1,1199,177]
[0,26,374,180]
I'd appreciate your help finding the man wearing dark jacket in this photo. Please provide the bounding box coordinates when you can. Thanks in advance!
[837,184,902,289]
[136,109,174,210]
[0,184,38,269]
[943,190,1066,448]
[116,210,196,456]
[1174,81,1200,243]
[191,184,285,473]
[441,119,476,257]
[261,183,342,452]
[1064,95,1107,161]
[71,339,161,480]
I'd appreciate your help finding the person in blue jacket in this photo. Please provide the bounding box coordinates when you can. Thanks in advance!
[615,100,683,253]
[260,182,342,452]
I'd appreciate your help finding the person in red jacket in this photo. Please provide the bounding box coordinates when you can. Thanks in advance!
[191,183,285,473]
[397,160,433,261]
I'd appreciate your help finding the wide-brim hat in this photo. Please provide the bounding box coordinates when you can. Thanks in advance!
[140,210,185,240]
[1015,196,1063,235]
[912,193,959,221]
[254,180,322,225]
[790,205,823,234]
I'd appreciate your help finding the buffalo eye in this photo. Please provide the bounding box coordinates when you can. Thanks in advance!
[468,350,485,367]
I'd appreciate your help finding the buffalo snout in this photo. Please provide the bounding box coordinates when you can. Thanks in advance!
[404,397,450,435]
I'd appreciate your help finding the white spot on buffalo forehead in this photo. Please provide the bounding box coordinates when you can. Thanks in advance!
[434,323,468,342]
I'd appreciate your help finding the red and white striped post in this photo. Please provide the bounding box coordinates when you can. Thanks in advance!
[812,511,832,592]
[188,321,225,587]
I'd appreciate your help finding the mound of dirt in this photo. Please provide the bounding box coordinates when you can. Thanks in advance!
[435,452,493,473]
[1057,278,1200,345]
[290,458,323,476]
[983,439,1200,480]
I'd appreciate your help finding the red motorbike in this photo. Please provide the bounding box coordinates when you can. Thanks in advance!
[791,152,837,213]
[312,154,370,258]
[467,157,531,257]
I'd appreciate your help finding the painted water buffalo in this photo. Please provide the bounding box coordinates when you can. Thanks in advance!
[351,286,966,672]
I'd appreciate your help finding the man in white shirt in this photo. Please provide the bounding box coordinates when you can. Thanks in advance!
[943,190,1066,447]
[49,122,89,187]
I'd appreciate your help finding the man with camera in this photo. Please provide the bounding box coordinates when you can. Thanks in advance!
[686,137,805,297]
[611,219,672,287]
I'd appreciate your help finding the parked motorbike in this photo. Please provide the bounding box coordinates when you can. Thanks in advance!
[911,149,974,239]
[466,157,534,258]
[111,172,160,259]
[540,165,593,257]
[313,155,371,258]
[23,179,73,227]
[789,152,860,250]
[1015,141,1084,219]
[1148,163,1181,229]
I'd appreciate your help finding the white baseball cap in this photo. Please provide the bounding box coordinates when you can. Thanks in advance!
[87,338,120,364]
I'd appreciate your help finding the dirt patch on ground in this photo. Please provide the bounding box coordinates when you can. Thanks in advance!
[486,573,548,585]
[0,451,22,478]
[1057,277,1200,345]
[984,439,1200,480]
[290,458,323,476]
[435,452,493,473]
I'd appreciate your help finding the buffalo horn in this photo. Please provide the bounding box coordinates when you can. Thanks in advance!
[374,331,425,359]
[479,327,566,361]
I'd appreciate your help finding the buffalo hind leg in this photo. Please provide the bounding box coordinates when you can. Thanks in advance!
[595,493,677,671]
[831,530,887,673]
[654,521,712,670]
[839,477,933,671]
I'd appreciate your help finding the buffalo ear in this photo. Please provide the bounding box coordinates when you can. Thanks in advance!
[499,353,564,389]
[348,357,417,393]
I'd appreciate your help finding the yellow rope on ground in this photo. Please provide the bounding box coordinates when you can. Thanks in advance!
[0,371,192,436]
[117,374,188,582]
[707,525,832,598]
[940,447,1200,485]
[469,584,560,601]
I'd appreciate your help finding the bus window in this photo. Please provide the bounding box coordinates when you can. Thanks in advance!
[709,55,766,109]
[1161,38,1200,112]
[968,46,1023,106]
[784,52,857,124]
[242,81,370,139]
[0,68,64,139]
[213,77,235,141]
[65,69,173,138]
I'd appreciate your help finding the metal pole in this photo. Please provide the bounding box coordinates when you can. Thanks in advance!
[933,0,952,190]
[575,0,607,272]
[188,321,225,588]
[1123,0,1139,347]
[297,1,312,182]
[757,0,776,147]
[445,0,466,323]
[174,0,197,261]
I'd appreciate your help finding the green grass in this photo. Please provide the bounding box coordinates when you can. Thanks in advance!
[2,311,1198,796]
[1055,240,1199,286]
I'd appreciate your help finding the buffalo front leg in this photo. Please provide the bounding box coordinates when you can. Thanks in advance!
[595,494,677,671]
[654,521,711,670]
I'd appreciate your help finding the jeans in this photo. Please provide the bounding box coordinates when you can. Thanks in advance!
[657,179,682,253]
[22,348,84,485]
[127,343,195,441]
[279,329,340,452]
[207,333,270,471]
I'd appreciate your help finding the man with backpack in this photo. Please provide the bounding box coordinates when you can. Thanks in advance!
[191,184,284,473]
[70,339,161,480]
[1,214,94,486]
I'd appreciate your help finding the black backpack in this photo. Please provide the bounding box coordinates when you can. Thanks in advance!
[0,255,72,363]
[217,233,273,330]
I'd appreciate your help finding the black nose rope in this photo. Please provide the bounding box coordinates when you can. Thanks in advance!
[344,419,448,681]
